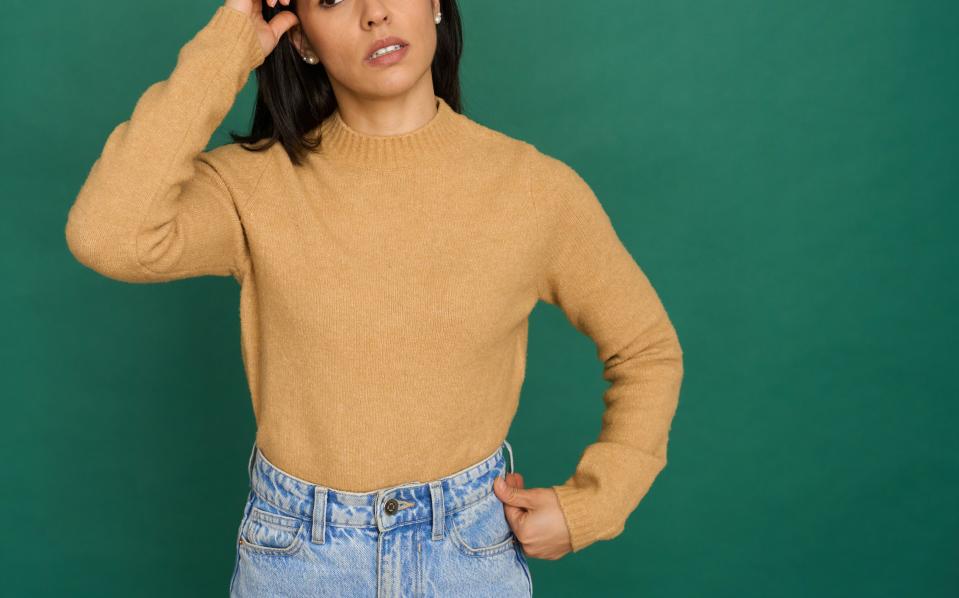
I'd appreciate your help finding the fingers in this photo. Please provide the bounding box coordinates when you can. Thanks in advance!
[269,10,299,36]
[266,0,291,8]
[502,486,527,533]
[503,503,526,531]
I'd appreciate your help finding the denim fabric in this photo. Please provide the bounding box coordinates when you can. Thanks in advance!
[228,439,533,597]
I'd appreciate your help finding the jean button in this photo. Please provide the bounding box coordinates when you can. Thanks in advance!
[384,498,398,515]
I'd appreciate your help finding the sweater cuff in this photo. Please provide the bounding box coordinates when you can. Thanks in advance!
[207,5,266,72]
[552,483,610,553]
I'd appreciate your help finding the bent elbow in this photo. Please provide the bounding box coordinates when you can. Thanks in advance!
[64,205,151,283]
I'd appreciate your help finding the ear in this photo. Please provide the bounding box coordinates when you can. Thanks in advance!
[290,24,317,56]
[289,24,304,54]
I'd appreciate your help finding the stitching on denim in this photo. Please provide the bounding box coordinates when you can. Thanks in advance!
[447,520,517,557]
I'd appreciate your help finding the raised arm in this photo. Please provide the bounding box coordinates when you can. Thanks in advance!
[64,6,269,283]
[531,149,685,553]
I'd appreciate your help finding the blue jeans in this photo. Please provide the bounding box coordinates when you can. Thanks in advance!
[229,439,534,597]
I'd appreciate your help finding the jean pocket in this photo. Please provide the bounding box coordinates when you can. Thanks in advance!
[447,490,517,557]
[238,498,306,557]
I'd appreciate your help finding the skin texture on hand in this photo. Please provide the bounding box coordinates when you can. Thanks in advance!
[493,471,574,560]
[223,0,299,58]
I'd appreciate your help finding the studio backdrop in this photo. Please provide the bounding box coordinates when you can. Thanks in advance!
[1,1,956,596]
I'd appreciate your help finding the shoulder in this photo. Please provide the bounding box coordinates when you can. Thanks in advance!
[450,111,598,212]
[199,141,272,205]
[519,142,597,215]
[202,140,271,173]
[527,146,588,188]
[512,143,612,239]
[456,115,531,163]
[456,116,586,185]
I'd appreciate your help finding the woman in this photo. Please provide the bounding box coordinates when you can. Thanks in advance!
[64,0,684,595]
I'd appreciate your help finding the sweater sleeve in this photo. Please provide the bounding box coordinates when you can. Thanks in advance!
[64,6,266,283]
[531,149,685,553]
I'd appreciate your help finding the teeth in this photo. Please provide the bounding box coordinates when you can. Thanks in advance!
[369,44,404,59]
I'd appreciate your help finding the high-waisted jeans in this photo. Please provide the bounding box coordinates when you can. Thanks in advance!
[228,439,533,597]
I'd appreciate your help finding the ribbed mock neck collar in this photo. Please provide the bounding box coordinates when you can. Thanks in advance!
[315,95,466,170]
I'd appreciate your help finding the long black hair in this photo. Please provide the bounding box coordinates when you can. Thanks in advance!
[229,0,464,166]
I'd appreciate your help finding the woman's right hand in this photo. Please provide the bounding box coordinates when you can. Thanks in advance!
[223,0,299,58]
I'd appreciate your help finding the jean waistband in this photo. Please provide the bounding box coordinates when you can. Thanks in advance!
[243,439,516,541]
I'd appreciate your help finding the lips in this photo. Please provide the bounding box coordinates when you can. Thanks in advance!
[365,36,409,61]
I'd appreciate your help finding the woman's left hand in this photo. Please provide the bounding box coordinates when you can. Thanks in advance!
[493,472,573,560]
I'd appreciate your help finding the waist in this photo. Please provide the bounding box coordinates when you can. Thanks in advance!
[245,439,514,532]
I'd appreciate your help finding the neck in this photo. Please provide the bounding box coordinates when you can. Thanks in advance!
[314,95,467,170]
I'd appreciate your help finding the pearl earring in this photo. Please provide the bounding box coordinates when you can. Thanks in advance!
[434,12,442,25]
[302,53,318,64]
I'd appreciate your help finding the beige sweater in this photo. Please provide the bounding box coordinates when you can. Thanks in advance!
[64,6,684,553]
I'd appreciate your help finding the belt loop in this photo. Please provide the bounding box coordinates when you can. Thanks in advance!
[502,439,515,476]
[312,486,328,545]
[247,439,257,482]
[429,480,445,541]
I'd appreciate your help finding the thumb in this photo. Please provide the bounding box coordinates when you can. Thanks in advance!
[493,475,536,510]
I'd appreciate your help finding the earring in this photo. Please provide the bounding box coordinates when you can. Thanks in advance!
[302,53,318,64]
[434,11,442,25]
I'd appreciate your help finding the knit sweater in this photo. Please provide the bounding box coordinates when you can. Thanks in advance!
[64,6,684,554]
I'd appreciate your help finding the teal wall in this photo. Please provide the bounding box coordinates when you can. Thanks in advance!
[2,1,956,596]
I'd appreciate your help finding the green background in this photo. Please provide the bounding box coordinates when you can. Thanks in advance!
[3,0,957,596]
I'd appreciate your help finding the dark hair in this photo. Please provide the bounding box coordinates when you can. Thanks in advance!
[228,0,464,166]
